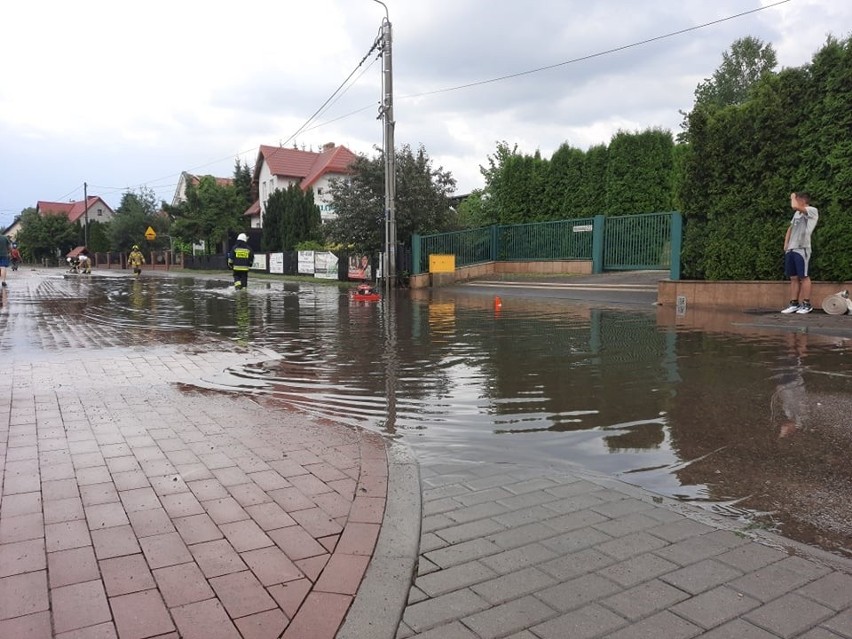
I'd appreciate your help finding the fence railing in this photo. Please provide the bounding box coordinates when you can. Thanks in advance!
[603,212,673,271]
[499,218,594,261]
[413,212,681,280]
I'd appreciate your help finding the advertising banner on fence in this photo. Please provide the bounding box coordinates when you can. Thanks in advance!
[314,252,339,279]
[269,253,284,274]
[348,255,372,280]
[251,253,267,270]
[297,251,315,274]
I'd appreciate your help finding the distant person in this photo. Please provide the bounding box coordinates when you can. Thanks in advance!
[0,235,10,287]
[77,248,91,274]
[10,244,21,271]
[781,192,819,314]
[227,233,254,289]
[128,245,145,276]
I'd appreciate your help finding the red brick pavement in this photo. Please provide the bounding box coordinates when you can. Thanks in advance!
[0,274,389,638]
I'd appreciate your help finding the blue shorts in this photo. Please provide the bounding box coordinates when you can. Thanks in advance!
[784,250,810,279]
[0,257,9,267]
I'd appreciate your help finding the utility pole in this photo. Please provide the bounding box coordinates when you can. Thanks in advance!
[375,1,396,291]
[83,182,89,247]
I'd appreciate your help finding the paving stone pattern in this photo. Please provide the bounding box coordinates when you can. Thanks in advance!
[0,273,387,638]
[399,460,852,639]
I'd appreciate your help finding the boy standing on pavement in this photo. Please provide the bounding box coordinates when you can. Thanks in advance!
[781,192,819,314]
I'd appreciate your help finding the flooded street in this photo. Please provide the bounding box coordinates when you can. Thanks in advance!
[3,272,851,556]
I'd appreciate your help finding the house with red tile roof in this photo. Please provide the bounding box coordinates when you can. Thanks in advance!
[36,196,115,226]
[247,142,358,228]
[172,172,234,206]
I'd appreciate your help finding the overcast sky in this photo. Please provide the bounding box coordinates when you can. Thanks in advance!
[1,0,848,228]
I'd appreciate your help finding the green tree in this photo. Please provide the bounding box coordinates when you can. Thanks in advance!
[167,176,244,253]
[261,184,321,251]
[604,129,675,215]
[546,143,586,219]
[679,36,778,143]
[477,141,519,225]
[86,220,110,253]
[578,144,609,216]
[694,36,778,109]
[233,159,254,210]
[108,188,165,252]
[324,144,456,252]
[456,190,490,228]
[15,208,78,261]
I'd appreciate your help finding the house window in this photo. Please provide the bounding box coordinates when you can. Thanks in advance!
[97,208,103,217]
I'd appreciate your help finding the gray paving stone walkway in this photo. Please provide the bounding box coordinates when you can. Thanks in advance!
[398,459,852,639]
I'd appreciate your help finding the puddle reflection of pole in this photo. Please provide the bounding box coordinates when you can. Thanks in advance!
[382,292,398,434]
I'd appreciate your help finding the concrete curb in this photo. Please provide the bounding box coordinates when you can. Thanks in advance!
[337,439,422,639]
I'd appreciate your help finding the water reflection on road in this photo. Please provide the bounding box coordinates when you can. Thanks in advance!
[37,276,852,555]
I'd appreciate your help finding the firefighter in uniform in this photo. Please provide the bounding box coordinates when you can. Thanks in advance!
[128,245,146,276]
[227,233,254,289]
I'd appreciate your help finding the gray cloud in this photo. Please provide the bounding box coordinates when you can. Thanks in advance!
[0,0,846,222]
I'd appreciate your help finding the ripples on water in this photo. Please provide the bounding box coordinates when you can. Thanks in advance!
[60,276,852,555]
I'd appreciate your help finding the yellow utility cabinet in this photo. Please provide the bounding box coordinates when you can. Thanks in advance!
[429,254,455,273]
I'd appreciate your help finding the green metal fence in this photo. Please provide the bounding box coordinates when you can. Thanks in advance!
[419,226,495,269]
[412,212,682,279]
[603,212,674,271]
[499,219,594,261]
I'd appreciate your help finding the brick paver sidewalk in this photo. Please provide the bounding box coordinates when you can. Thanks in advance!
[399,460,852,639]
[0,271,389,638]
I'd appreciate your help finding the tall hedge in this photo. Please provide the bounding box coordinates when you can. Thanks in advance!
[604,129,675,216]
[681,36,852,280]
[477,36,850,281]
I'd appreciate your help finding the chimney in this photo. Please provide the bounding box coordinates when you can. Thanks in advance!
[323,142,335,151]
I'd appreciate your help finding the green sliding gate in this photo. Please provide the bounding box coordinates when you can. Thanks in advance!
[412,211,682,280]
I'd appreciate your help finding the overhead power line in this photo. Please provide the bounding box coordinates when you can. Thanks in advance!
[124,35,383,195]
[46,0,791,204]
[403,0,793,98]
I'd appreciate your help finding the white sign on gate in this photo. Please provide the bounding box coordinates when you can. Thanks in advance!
[314,252,339,280]
[298,251,315,274]
[251,253,267,270]
[269,253,284,274]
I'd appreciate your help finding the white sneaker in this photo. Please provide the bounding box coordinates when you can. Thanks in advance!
[781,302,800,314]
[796,302,813,314]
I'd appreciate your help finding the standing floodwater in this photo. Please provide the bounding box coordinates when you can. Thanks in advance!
[7,273,851,556]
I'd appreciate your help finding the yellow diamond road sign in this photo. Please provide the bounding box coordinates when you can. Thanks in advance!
[145,226,157,241]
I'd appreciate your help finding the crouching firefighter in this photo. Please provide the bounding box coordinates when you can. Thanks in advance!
[227,233,254,289]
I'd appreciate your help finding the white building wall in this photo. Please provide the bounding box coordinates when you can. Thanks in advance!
[84,201,115,224]
[172,173,191,206]
[256,157,350,227]
[310,173,347,223]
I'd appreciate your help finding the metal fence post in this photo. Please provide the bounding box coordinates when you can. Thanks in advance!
[592,215,605,274]
[670,212,682,281]
[412,234,421,275]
